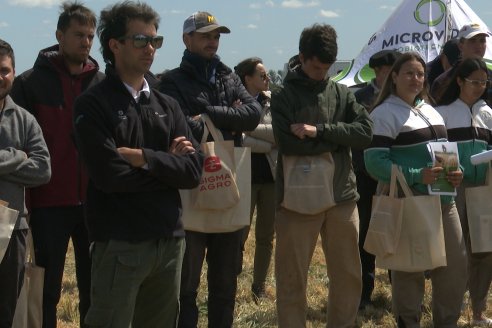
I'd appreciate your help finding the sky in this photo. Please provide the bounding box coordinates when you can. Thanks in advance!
[1,0,492,75]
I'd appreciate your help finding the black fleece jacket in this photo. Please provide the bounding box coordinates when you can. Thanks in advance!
[73,66,204,242]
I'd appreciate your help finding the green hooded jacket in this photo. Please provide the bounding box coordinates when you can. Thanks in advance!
[271,59,373,207]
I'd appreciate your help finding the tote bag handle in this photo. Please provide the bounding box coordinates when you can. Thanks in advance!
[200,114,225,143]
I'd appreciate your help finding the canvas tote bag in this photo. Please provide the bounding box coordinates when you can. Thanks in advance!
[465,163,492,253]
[376,168,447,272]
[364,165,404,257]
[0,200,19,263]
[12,229,44,328]
[179,115,251,233]
[191,114,240,210]
[281,152,336,215]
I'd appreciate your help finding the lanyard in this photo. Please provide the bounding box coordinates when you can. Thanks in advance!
[412,107,438,141]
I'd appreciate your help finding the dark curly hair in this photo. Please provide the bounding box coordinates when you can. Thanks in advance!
[299,23,337,64]
[97,1,160,64]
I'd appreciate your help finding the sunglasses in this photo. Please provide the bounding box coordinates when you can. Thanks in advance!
[119,34,164,49]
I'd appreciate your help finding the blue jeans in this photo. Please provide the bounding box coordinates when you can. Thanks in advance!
[178,230,242,328]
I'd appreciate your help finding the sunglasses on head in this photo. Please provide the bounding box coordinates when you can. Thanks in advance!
[119,34,164,49]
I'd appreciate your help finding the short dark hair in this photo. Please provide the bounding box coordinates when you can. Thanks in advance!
[57,1,96,32]
[436,57,489,105]
[97,1,160,64]
[372,52,431,110]
[234,57,263,86]
[0,39,15,69]
[299,24,337,64]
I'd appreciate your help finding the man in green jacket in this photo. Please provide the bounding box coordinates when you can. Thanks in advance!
[271,23,373,328]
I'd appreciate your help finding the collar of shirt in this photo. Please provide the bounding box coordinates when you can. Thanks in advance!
[124,78,151,102]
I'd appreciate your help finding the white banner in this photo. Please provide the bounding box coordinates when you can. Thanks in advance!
[333,0,492,86]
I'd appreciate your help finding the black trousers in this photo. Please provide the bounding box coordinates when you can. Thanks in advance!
[178,229,242,328]
[356,171,378,303]
[30,206,91,328]
[0,229,27,328]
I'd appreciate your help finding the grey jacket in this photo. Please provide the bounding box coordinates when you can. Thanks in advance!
[0,95,51,229]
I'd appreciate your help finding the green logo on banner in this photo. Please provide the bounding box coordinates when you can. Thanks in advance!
[414,0,446,27]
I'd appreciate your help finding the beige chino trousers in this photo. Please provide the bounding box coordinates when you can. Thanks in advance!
[275,201,362,328]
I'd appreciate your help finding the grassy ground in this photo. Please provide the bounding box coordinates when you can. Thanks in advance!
[56,225,490,327]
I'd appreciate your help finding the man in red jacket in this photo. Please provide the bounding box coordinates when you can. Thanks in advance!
[11,2,104,327]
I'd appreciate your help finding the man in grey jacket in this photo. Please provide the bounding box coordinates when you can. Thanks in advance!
[0,39,51,328]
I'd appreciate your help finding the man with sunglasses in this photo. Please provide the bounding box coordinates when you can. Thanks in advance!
[73,1,204,327]
[10,2,103,327]
[159,11,261,328]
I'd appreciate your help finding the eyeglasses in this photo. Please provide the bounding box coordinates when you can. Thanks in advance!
[464,78,490,87]
[119,34,164,49]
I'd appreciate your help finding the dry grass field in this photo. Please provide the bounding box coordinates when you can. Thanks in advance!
[56,222,490,328]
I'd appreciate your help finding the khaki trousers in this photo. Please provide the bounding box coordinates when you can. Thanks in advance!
[392,203,467,328]
[275,201,361,328]
[455,183,492,315]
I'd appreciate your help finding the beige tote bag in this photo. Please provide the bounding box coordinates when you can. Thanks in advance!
[281,152,336,215]
[12,229,44,328]
[179,116,251,233]
[364,165,404,257]
[465,164,492,253]
[376,168,446,272]
[0,201,19,264]
[191,114,240,210]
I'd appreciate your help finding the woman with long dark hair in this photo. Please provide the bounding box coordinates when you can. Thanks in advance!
[436,57,492,326]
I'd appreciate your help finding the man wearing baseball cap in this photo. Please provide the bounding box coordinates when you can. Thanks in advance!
[159,11,261,328]
[431,23,491,103]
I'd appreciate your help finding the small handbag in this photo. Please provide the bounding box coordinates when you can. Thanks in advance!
[191,114,240,210]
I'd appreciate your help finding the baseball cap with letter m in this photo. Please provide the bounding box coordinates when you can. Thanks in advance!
[183,11,231,34]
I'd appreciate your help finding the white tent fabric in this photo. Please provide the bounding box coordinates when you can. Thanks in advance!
[333,0,492,86]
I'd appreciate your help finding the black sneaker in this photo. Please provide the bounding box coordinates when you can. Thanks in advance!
[252,284,266,304]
